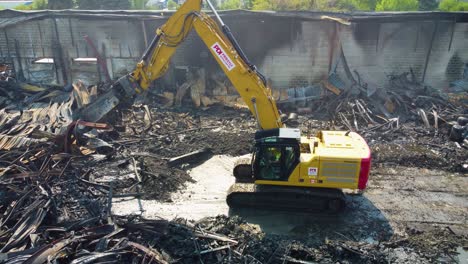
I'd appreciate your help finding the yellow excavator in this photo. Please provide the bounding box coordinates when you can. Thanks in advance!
[81,0,371,212]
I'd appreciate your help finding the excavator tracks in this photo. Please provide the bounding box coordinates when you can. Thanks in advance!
[226,183,346,213]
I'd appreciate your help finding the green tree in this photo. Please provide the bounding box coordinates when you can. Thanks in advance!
[132,0,149,9]
[439,0,468,10]
[376,0,418,10]
[252,0,314,10]
[48,0,74,9]
[334,0,359,11]
[251,0,269,9]
[418,0,437,10]
[244,0,254,9]
[14,5,33,10]
[348,0,378,10]
[15,0,47,10]
[220,0,242,9]
[167,0,178,10]
[31,0,48,9]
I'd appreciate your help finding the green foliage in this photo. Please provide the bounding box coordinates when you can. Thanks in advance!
[244,0,254,9]
[418,0,437,10]
[251,0,269,10]
[132,0,149,9]
[349,0,378,10]
[333,0,358,11]
[8,0,464,15]
[15,0,48,10]
[250,0,375,11]
[31,0,48,9]
[14,5,33,10]
[167,0,178,10]
[248,0,447,11]
[252,0,314,10]
[375,0,418,10]
[439,0,468,11]
[220,0,242,9]
[310,0,341,11]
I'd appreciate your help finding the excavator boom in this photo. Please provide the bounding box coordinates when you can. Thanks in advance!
[79,0,282,130]
[191,12,282,129]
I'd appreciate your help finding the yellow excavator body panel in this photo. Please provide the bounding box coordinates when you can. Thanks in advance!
[255,131,371,190]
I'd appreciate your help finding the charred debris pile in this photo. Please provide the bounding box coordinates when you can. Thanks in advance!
[286,69,468,172]
[0,68,466,262]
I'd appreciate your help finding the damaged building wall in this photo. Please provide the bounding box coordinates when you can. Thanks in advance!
[2,18,58,83]
[424,21,468,88]
[63,18,147,84]
[0,10,467,93]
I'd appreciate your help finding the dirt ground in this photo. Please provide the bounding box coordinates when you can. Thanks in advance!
[105,105,467,263]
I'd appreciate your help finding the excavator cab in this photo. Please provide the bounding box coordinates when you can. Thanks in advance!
[253,138,300,182]
[233,128,302,183]
[252,128,300,181]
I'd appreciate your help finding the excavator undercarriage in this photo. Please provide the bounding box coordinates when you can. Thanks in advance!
[230,160,347,213]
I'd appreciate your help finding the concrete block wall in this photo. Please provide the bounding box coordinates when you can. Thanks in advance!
[259,20,335,89]
[0,11,467,92]
[425,22,468,88]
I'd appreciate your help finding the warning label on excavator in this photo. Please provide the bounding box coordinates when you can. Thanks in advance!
[211,42,236,71]
[308,167,318,176]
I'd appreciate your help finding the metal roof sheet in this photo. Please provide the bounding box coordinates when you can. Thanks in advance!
[0,9,467,30]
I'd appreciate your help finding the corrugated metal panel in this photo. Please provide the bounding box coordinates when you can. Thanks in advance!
[0,12,46,29]
[0,134,46,150]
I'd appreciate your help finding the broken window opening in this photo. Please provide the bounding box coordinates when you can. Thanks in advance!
[73,58,98,63]
[33,58,54,64]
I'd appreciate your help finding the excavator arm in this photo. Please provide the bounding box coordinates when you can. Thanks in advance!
[191,11,283,129]
[132,0,202,90]
[80,0,282,130]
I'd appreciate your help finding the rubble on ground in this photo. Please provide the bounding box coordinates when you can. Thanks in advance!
[0,69,466,263]
[288,69,468,172]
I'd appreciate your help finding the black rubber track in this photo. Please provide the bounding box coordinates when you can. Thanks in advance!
[226,183,346,213]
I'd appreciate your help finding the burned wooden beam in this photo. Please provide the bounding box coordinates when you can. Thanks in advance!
[167,148,213,167]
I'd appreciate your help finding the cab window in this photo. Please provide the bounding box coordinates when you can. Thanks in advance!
[256,145,299,181]
[258,147,282,180]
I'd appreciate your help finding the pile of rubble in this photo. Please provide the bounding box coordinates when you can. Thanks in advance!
[89,105,256,200]
[286,70,467,144]
[284,69,468,172]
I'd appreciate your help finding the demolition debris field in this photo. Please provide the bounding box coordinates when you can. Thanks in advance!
[0,71,467,263]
